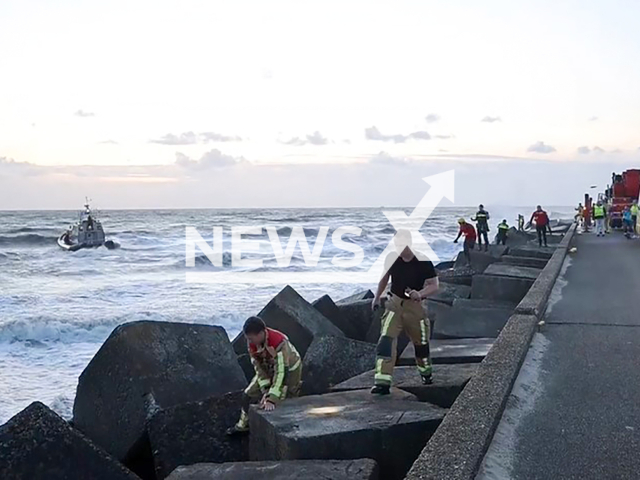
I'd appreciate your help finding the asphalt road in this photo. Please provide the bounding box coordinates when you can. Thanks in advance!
[483,231,640,480]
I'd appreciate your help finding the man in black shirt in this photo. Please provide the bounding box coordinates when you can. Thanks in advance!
[371,230,439,395]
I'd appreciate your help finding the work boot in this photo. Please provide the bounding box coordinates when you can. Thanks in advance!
[226,424,249,437]
[370,384,390,395]
[420,374,433,385]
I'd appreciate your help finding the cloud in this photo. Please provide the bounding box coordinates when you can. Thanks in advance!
[425,114,440,123]
[527,141,556,154]
[577,145,608,154]
[152,131,242,145]
[365,126,430,143]
[434,134,454,140]
[98,140,119,145]
[152,132,199,145]
[74,110,95,117]
[200,131,242,142]
[481,116,501,123]
[281,131,329,146]
[0,156,41,176]
[577,146,591,155]
[174,149,245,170]
[368,151,410,166]
[588,116,599,121]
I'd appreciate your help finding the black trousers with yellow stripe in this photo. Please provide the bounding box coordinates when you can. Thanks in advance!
[375,294,432,386]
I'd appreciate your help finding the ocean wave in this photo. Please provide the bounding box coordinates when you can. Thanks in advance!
[0,234,55,247]
[0,313,244,345]
[0,318,121,344]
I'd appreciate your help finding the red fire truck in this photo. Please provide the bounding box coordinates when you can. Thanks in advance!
[603,169,640,228]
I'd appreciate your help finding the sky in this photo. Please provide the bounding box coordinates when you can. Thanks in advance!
[1,0,640,209]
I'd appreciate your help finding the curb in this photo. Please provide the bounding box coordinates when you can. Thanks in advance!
[514,223,578,318]
[404,223,577,480]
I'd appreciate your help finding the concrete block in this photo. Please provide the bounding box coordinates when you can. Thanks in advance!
[166,459,379,480]
[335,299,377,341]
[73,321,247,460]
[301,335,377,395]
[430,282,471,306]
[232,286,344,357]
[311,294,351,337]
[249,389,446,480]
[0,402,139,480]
[398,338,493,366]
[438,268,473,286]
[332,364,477,407]
[435,260,455,271]
[453,245,508,273]
[146,392,248,480]
[508,245,555,260]
[484,263,543,280]
[471,274,535,303]
[336,289,374,305]
[501,255,548,269]
[452,299,518,310]
[433,304,513,339]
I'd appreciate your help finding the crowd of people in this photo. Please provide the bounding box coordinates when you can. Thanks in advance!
[454,204,552,265]
[574,200,639,238]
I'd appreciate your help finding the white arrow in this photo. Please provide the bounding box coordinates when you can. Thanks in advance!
[367,170,455,280]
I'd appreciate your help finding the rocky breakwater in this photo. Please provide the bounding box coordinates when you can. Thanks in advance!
[0,223,572,479]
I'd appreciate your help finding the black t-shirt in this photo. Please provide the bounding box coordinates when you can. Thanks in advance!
[387,255,437,299]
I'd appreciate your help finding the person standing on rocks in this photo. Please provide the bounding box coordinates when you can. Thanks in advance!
[370,229,439,395]
[471,204,490,251]
[454,218,477,265]
[227,316,301,436]
[592,201,607,237]
[517,214,525,232]
[496,219,509,245]
[529,205,550,247]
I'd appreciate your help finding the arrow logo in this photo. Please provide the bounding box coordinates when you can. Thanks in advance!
[367,170,455,280]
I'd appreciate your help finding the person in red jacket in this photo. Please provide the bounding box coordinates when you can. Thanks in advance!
[529,205,550,247]
[227,316,302,436]
[454,218,477,265]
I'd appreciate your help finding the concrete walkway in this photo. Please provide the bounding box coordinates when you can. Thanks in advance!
[479,231,640,480]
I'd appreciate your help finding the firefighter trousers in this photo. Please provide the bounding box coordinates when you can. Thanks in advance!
[374,294,432,386]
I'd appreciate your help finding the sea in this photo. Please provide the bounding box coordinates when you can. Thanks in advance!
[0,206,574,423]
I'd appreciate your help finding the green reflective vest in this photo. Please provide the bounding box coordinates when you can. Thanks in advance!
[631,204,639,216]
[498,223,509,231]
[594,205,605,218]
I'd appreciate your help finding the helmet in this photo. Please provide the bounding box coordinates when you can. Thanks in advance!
[458,218,466,224]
